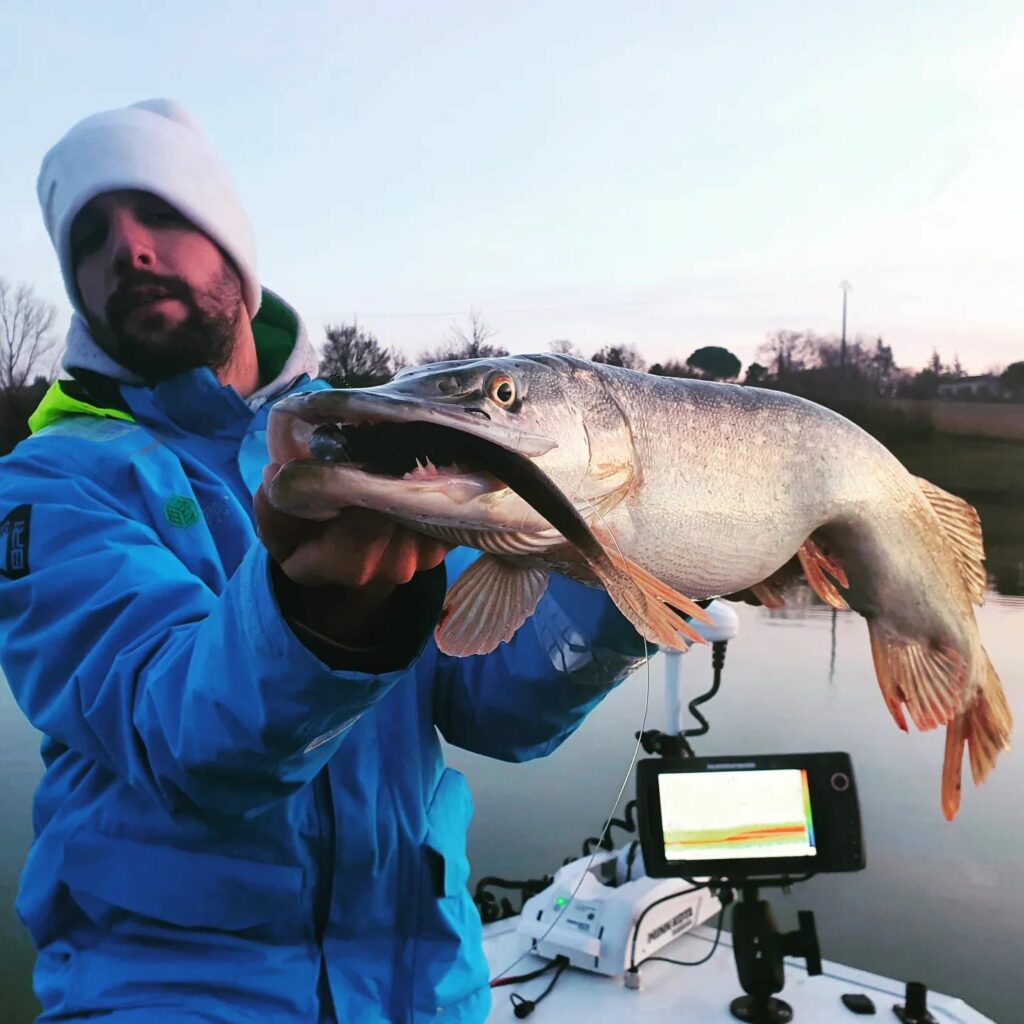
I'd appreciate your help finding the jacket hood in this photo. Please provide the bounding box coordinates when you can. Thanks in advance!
[61,287,320,410]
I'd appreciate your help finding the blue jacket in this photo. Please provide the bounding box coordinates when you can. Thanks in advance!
[0,301,649,1023]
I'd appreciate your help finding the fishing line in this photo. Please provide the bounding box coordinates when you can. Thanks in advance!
[489,476,659,984]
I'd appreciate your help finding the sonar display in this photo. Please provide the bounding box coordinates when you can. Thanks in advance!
[658,768,816,861]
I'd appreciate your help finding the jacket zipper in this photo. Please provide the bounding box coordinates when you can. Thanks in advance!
[313,765,336,945]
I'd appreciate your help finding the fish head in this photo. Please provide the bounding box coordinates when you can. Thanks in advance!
[265,353,637,534]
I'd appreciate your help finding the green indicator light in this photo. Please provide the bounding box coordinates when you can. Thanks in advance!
[554,897,568,907]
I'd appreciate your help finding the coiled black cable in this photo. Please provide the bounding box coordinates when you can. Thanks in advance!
[475,641,730,922]
[577,798,639,858]
[508,956,570,1018]
[685,640,728,739]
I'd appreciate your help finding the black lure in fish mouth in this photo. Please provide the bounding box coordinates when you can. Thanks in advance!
[270,387,616,585]
[306,417,617,575]
[307,420,490,480]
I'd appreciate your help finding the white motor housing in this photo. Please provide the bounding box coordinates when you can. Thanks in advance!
[516,846,720,976]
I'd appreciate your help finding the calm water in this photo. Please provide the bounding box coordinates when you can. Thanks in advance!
[2,552,1022,1021]
[448,592,1024,1024]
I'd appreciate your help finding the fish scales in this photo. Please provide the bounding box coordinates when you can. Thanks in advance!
[266,353,1012,819]
[591,366,878,596]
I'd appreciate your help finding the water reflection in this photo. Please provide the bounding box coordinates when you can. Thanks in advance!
[973,496,1024,597]
[991,558,1024,597]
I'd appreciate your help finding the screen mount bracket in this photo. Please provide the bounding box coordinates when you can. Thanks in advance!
[726,881,823,1024]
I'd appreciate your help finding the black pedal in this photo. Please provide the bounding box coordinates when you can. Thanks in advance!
[840,992,876,1014]
[894,981,938,1024]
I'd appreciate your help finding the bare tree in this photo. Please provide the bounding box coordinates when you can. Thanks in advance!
[591,343,646,371]
[756,330,812,380]
[868,338,898,394]
[419,309,508,363]
[548,339,579,356]
[0,278,57,391]
[319,322,404,388]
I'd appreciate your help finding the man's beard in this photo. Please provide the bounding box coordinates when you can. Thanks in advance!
[92,264,244,384]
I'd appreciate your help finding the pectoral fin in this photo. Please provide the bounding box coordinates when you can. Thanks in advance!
[591,528,712,651]
[435,555,549,657]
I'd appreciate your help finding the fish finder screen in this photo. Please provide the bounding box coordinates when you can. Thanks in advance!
[658,768,816,861]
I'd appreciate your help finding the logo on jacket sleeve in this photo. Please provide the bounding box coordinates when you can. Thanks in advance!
[0,505,31,579]
[163,495,199,529]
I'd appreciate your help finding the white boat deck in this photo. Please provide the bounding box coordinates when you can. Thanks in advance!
[482,917,996,1023]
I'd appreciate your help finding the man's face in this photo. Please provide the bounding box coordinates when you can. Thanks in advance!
[72,190,245,382]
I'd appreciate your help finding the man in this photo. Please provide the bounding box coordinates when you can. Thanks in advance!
[0,100,650,1023]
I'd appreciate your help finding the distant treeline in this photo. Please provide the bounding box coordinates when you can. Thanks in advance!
[320,314,1024,402]
[3,274,1024,458]
[319,318,1024,450]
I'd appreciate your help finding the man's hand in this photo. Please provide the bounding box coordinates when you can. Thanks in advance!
[253,485,451,647]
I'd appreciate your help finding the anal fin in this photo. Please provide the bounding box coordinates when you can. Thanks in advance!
[867,621,968,734]
[436,555,549,657]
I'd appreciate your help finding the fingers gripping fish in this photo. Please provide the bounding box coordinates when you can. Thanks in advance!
[265,354,1011,819]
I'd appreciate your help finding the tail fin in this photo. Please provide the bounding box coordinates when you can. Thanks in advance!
[941,650,1012,820]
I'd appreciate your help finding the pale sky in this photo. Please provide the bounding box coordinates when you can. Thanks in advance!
[3,1,1022,375]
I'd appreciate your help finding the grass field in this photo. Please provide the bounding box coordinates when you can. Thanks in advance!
[889,435,1024,498]
[887,435,1024,595]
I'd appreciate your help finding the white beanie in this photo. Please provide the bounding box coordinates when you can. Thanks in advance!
[37,98,261,317]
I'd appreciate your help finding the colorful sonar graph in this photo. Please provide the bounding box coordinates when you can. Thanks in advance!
[659,768,816,861]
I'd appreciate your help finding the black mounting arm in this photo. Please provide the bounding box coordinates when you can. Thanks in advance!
[728,884,822,1024]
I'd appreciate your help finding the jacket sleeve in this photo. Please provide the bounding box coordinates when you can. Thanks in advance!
[432,561,654,762]
[0,448,438,819]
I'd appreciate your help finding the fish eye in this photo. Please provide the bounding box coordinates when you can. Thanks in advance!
[487,374,516,408]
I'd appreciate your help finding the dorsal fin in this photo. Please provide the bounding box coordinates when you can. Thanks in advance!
[915,477,987,605]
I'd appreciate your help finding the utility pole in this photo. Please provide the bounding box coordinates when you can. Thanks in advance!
[839,280,852,391]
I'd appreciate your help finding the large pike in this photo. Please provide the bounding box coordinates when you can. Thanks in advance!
[266,354,1012,819]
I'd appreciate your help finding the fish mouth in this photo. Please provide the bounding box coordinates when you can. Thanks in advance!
[305,419,506,495]
[265,390,558,519]
[265,387,624,600]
